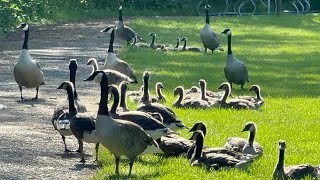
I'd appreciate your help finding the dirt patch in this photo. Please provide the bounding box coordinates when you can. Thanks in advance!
[0,20,123,179]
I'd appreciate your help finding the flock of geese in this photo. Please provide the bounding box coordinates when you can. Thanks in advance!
[12,3,320,180]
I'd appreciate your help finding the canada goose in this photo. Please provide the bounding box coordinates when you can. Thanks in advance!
[127,85,144,103]
[217,82,261,110]
[57,81,99,163]
[101,27,138,83]
[238,85,264,105]
[86,58,137,85]
[173,86,211,109]
[190,130,254,170]
[137,72,188,131]
[199,4,223,53]
[180,37,202,52]
[149,32,166,49]
[150,82,166,103]
[84,70,160,175]
[156,133,193,157]
[108,85,173,140]
[52,59,87,152]
[199,79,224,99]
[273,140,319,180]
[14,23,44,101]
[224,122,263,157]
[118,81,130,112]
[115,6,143,46]
[221,28,249,89]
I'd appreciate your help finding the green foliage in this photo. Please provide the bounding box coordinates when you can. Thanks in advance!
[93,14,320,179]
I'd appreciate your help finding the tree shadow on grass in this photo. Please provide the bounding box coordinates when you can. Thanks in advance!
[103,171,161,180]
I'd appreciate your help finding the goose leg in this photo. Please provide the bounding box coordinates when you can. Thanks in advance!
[204,48,207,53]
[241,84,244,89]
[32,87,39,100]
[115,156,120,175]
[95,143,99,161]
[211,49,214,53]
[18,85,23,101]
[78,139,85,163]
[62,135,71,152]
[128,159,135,176]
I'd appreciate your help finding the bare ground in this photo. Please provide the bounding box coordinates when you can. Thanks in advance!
[0,20,123,179]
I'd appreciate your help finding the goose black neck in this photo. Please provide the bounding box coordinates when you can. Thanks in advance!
[276,149,285,171]
[256,89,262,100]
[221,86,230,103]
[69,68,78,99]
[142,75,150,102]
[193,134,204,160]
[108,29,115,53]
[182,40,187,50]
[98,73,110,115]
[22,29,29,49]
[150,35,155,47]
[110,87,120,114]
[156,87,163,99]
[200,83,207,100]
[119,8,123,22]
[66,86,77,117]
[248,129,256,146]
[205,9,210,24]
[174,89,184,106]
[175,40,179,48]
[120,85,129,111]
[227,34,232,55]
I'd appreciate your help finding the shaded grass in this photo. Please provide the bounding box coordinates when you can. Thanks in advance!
[93,14,320,179]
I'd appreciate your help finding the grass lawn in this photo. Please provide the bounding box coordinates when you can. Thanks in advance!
[93,14,320,179]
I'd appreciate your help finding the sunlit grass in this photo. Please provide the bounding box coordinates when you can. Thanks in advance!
[93,14,320,179]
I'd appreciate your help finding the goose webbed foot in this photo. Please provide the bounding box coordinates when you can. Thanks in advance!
[64,149,72,153]
[80,157,86,164]
[19,85,24,101]
[32,87,39,100]
[76,149,81,153]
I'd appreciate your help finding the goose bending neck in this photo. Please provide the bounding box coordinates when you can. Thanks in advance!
[66,85,77,117]
[256,88,262,100]
[205,9,210,24]
[174,88,184,106]
[248,129,256,146]
[22,28,29,50]
[98,73,110,115]
[193,134,204,160]
[275,149,285,172]
[182,40,187,50]
[109,87,120,114]
[175,40,180,48]
[108,29,115,53]
[221,85,230,103]
[156,87,164,99]
[120,85,129,111]
[227,34,232,55]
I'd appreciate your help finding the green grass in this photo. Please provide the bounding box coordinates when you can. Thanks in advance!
[93,14,320,179]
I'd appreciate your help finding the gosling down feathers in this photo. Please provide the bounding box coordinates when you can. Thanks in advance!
[14,23,44,101]
[273,140,319,180]
[199,4,223,53]
[221,28,249,89]
[101,27,138,83]
[85,70,160,175]
[180,37,202,52]
[224,122,263,157]
[238,85,265,107]
[52,59,87,152]
[57,81,99,164]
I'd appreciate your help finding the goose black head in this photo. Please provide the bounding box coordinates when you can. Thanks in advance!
[69,59,78,71]
[199,79,206,86]
[217,82,230,90]
[189,130,204,141]
[84,70,105,82]
[241,122,256,132]
[189,122,207,136]
[148,32,156,37]
[221,28,232,36]
[101,26,115,33]
[204,4,211,10]
[156,82,164,89]
[176,38,180,42]
[173,86,183,96]
[278,140,286,150]
[118,6,123,10]
[17,23,29,31]
[180,37,187,41]
[143,71,150,81]
[249,85,260,93]
[57,81,74,91]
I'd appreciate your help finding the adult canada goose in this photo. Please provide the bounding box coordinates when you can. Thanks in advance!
[108,85,173,140]
[150,82,166,103]
[217,82,261,110]
[199,4,223,53]
[52,59,87,152]
[57,81,99,163]
[101,27,138,83]
[224,122,263,157]
[238,85,264,105]
[180,37,202,52]
[137,72,188,131]
[14,23,44,101]
[115,6,143,45]
[85,70,160,175]
[149,32,166,49]
[273,140,319,180]
[190,130,254,170]
[86,58,137,85]
[221,28,249,89]
[173,86,211,109]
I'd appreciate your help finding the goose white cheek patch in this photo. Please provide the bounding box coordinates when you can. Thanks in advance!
[22,24,29,31]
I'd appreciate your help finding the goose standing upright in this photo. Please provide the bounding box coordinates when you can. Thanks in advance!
[273,140,319,179]
[14,23,44,100]
[199,4,223,53]
[221,28,249,89]
[84,70,160,175]
[57,81,99,163]
[101,27,138,83]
